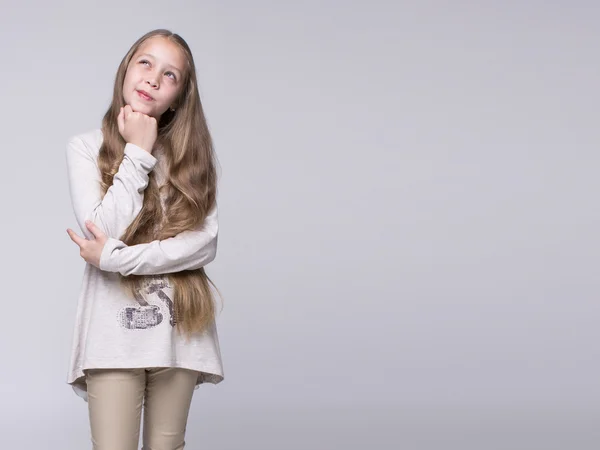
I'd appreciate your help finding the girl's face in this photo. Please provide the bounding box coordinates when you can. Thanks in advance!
[122,36,187,119]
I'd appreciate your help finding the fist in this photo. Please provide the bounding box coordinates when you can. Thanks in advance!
[117,105,157,154]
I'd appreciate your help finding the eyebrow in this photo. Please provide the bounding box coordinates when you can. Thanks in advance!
[138,53,183,76]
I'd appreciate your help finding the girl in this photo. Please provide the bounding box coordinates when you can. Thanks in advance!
[65,29,224,450]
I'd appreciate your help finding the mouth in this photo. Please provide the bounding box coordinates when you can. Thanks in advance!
[136,89,154,101]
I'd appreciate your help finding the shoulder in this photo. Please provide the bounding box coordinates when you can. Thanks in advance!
[66,128,104,156]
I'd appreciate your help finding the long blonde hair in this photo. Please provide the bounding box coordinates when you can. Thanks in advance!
[98,29,221,338]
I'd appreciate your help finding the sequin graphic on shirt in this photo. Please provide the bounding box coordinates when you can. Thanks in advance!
[117,277,175,330]
[143,278,177,327]
[118,304,163,329]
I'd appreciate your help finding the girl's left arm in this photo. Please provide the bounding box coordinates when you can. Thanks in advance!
[99,204,218,276]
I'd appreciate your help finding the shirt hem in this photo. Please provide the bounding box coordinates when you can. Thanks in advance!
[67,360,224,402]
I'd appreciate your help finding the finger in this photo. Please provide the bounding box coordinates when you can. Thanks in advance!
[85,220,105,239]
[66,228,85,247]
[124,104,133,119]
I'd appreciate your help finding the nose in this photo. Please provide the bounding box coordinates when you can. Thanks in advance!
[146,74,159,88]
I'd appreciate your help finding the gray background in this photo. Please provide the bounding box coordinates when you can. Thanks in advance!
[0,1,598,449]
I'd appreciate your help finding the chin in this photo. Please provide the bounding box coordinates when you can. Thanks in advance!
[130,102,155,116]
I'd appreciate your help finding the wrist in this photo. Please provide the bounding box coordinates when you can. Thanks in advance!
[129,140,154,154]
[124,143,158,169]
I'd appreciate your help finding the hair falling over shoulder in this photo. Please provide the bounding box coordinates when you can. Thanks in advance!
[97,29,221,339]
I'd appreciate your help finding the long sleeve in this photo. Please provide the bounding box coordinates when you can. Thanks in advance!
[65,135,158,240]
[98,204,218,276]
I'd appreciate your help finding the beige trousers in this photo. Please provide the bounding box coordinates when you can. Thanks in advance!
[85,367,199,450]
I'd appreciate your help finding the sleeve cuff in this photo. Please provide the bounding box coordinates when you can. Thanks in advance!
[99,237,126,272]
[124,143,158,170]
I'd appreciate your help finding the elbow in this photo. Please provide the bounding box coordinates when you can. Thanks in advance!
[202,233,219,267]
[206,240,218,266]
[206,231,218,264]
[190,233,218,270]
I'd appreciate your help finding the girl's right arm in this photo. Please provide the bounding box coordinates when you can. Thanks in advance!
[65,135,157,241]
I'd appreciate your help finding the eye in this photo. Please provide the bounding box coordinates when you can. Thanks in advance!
[165,71,177,81]
[139,59,150,66]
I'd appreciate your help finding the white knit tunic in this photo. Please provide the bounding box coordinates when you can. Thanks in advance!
[65,128,224,401]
